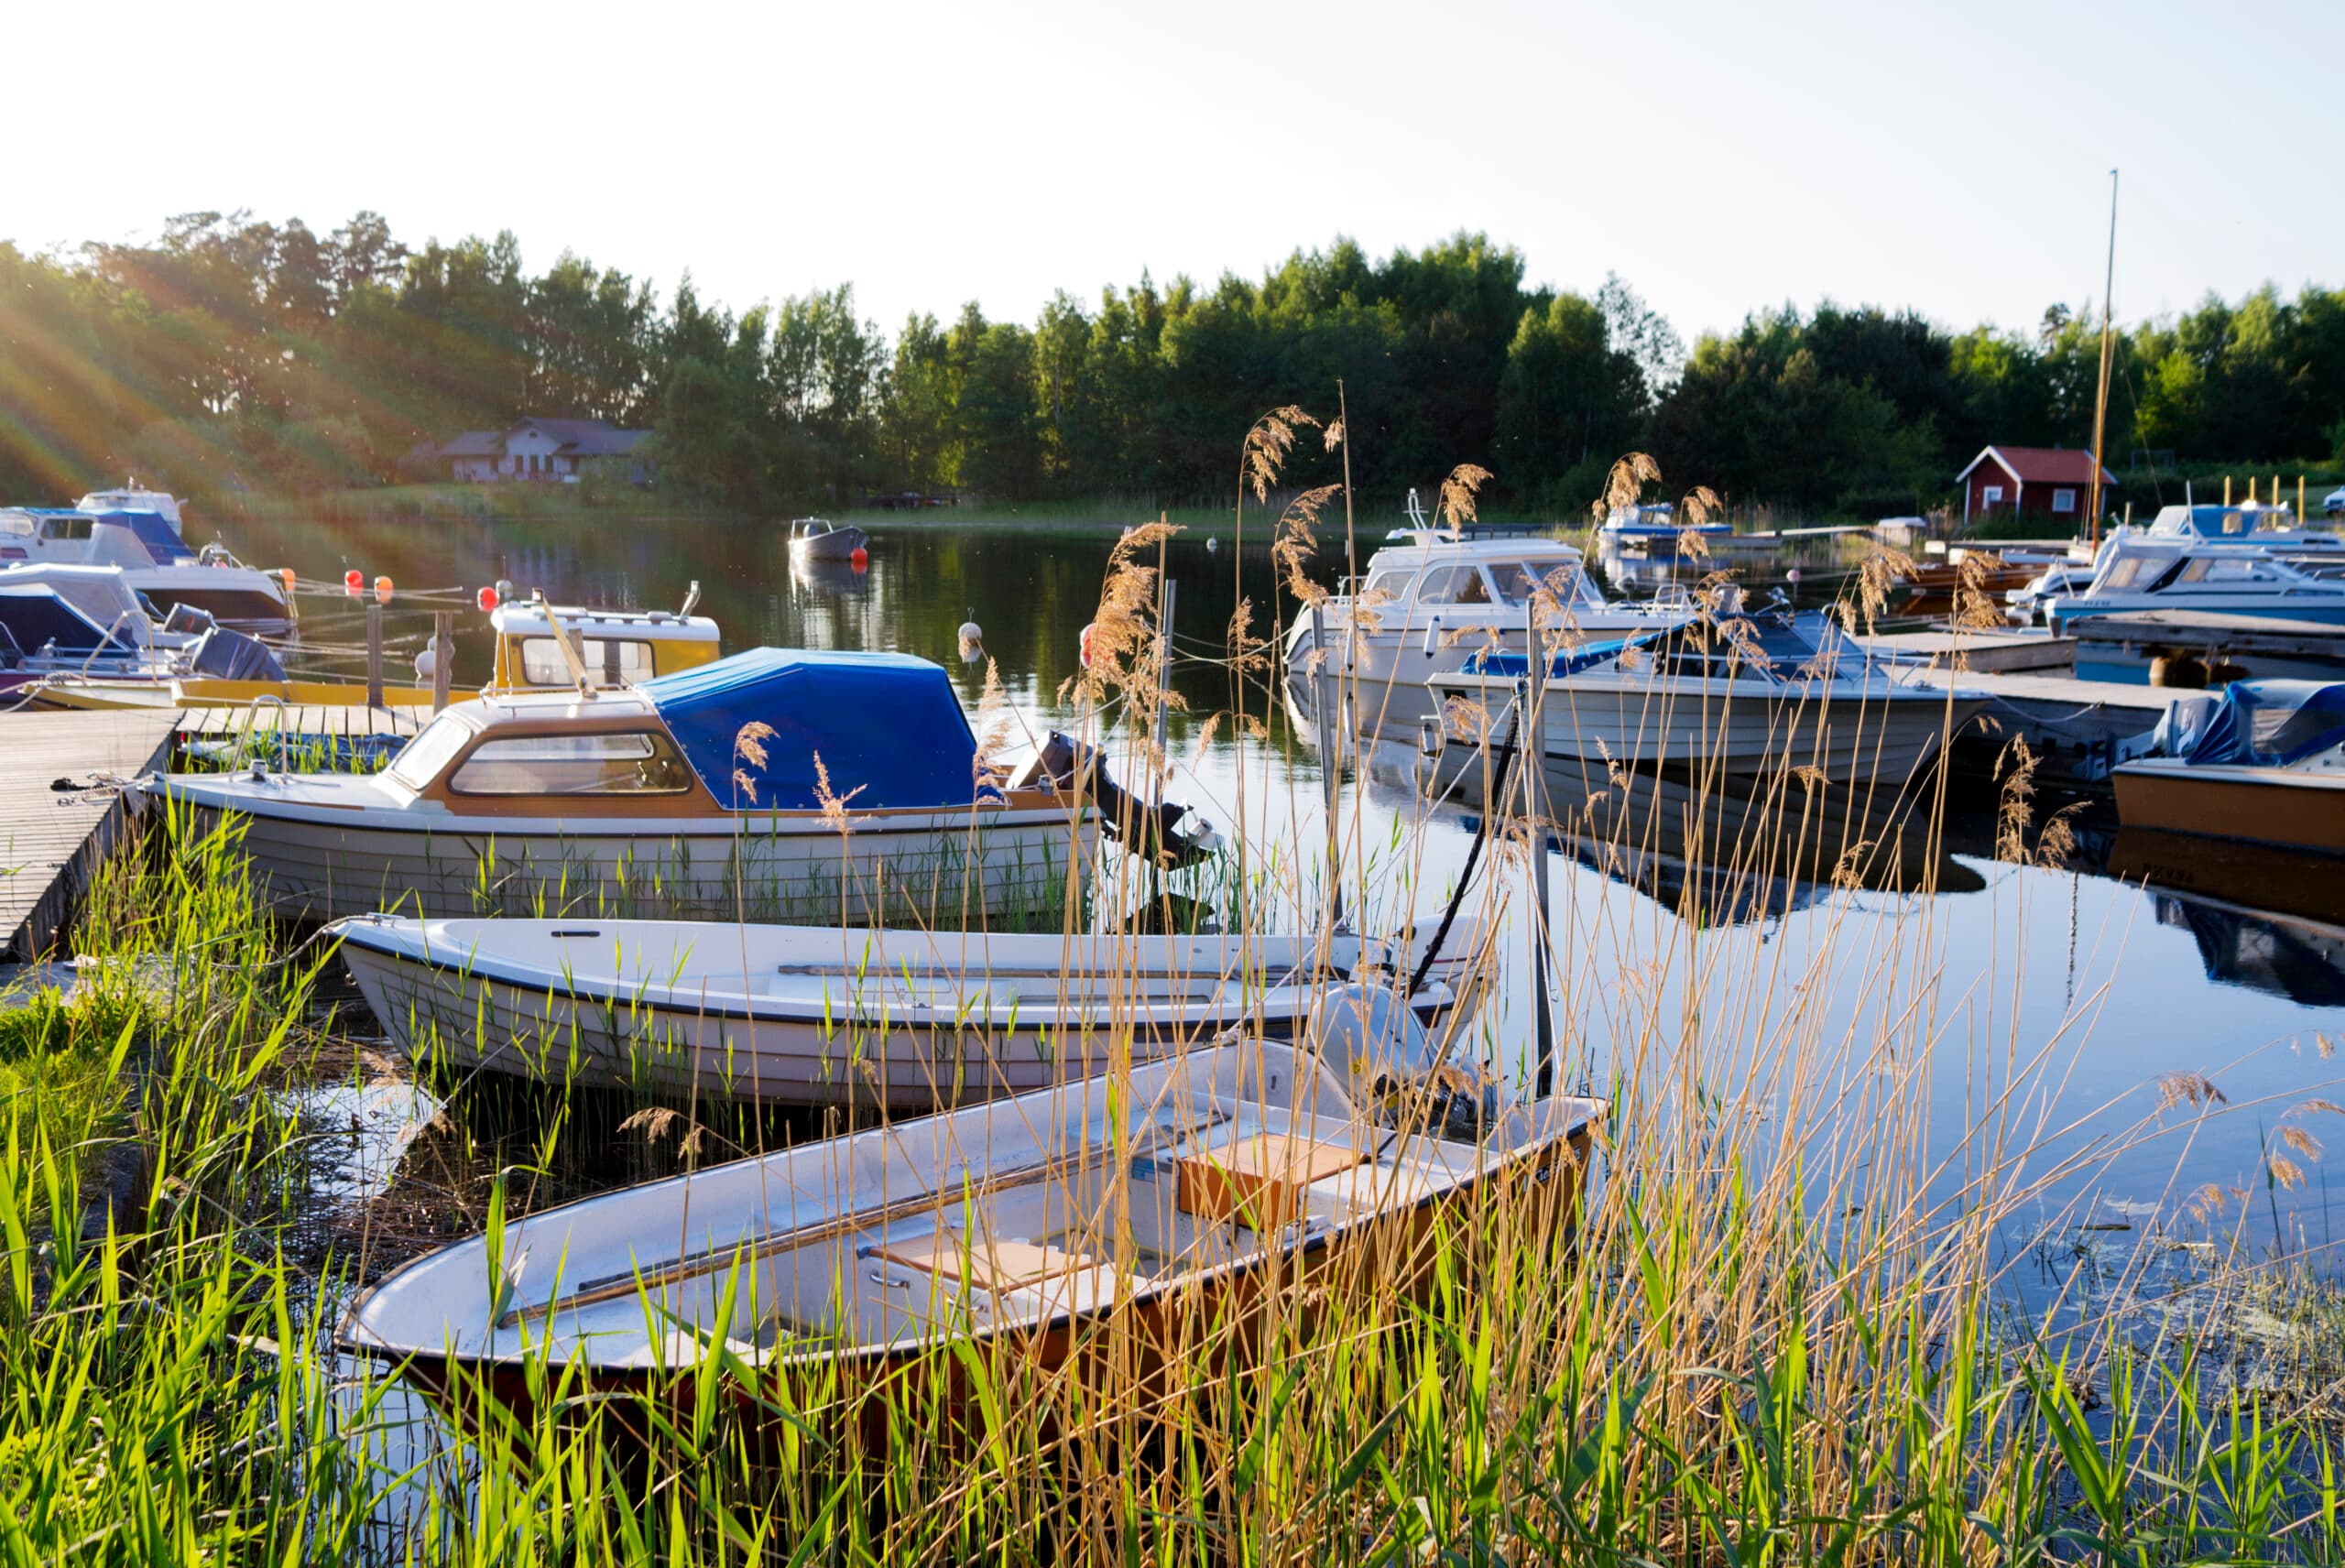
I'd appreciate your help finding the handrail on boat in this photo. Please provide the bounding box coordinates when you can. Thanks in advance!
[237,692,291,776]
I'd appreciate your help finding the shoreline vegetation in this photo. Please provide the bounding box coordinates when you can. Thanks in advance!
[7,473,2345,1561]
[6,212,2342,526]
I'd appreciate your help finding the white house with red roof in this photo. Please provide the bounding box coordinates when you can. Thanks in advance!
[1955,445,2116,526]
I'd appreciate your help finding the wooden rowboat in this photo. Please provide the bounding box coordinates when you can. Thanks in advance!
[331,916,1488,1108]
[337,1031,1603,1432]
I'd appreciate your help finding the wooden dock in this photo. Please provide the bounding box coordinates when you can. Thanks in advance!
[173,703,424,742]
[1904,666,2182,784]
[0,708,183,959]
[1859,626,2076,674]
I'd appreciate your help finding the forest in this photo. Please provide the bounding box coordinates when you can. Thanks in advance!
[5,211,2341,518]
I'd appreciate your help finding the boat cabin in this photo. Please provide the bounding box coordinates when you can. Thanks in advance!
[486,602,723,691]
[382,647,1021,819]
[2146,504,2343,551]
[0,508,191,570]
[1355,536,1609,615]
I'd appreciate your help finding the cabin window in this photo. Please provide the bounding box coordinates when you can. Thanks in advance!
[2052,489,2077,514]
[1980,485,2004,507]
[387,715,474,790]
[2100,556,2156,589]
[449,731,694,796]
[519,636,656,686]
[39,517,93,541]
[1412,565,1476,604]
[2176,557,2260,584]
[1360,567,1417,601]
[0,516,33,538]
[1492,561,1597,608]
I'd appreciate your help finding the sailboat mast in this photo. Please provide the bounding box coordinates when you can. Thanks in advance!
[2087,168,2119,547]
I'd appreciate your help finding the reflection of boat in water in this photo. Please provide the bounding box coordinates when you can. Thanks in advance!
[790,554,870,593]
[2109,825,2345,1004]
[1424,735,1982,926]
[787,517,869,561]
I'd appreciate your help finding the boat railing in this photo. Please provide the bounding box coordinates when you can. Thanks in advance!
[236,693,292,776]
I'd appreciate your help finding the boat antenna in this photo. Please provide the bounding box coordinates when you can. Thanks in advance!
[679,579,701,617]
[532,590,594,695]
[2087,168,2119,550]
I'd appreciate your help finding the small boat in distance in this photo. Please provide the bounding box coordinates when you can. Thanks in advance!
[338,1029,1603,1429]
[145,647,1101,923]
[1600,501,1730,544]
[788,517,869,561]
[2112,680,2345,856]
[332,916,1489,1108]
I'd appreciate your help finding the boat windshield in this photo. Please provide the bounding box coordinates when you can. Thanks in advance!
[450,732,696,796]
[2174,556,2275,584]
[1359,566,1419,601]
[387,715,473,791]
[1489,560,1601,608]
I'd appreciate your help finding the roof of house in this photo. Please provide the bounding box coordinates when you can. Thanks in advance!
[514,418,649,456]
[438,430,505,458]
[1955,445,2117,487]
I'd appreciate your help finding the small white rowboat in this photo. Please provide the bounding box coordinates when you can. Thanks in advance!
[339,1031,1603,1432]
[332,915,1491,1109]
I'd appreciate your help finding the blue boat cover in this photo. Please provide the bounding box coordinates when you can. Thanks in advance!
[2163,680,2345,768]
[1460,634,1656,680]
[641,648,985,811]
[0,583,137,658]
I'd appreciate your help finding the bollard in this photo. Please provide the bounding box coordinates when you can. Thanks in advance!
[431,611,453,713]
[365,603,385,709]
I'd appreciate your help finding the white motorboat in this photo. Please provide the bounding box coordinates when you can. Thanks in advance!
[1282,529,1694,741]
[0,506,290,635]
[1601,501,1729,545]
[144,648,1110,924]
[2043,533,2345,632]
[332,916,1489,1108]
[75,481,188,535]
[338,1025,1602,1425]
[787,517,869,561]
[1428,611,1989,785]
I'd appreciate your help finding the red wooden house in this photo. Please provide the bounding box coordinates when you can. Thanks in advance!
[1956,446,2116,526]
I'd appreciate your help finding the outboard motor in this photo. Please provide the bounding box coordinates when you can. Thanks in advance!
[1009,730,1221,869]
[1305,982,1499,1142]
[186,626,288,682]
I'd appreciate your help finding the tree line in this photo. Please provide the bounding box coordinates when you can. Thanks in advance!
[5,210,2341,518]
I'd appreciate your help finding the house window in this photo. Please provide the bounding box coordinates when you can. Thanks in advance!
[1981,485,2004,507]
[2053,489,2077,514]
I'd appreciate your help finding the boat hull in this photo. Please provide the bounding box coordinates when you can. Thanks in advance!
[333,920,1472,1108]
[160,786,1096,925]
[1433,672,1983,786]
[2111,760,2345,856]
[790,528,869,561]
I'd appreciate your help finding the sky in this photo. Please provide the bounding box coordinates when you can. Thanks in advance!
[15,0,2342,348]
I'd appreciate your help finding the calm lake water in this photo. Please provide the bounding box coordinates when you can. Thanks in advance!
[216,505,2345,1281]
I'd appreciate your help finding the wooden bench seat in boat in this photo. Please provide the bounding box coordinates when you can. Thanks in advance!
[1173,1132,1369,1231]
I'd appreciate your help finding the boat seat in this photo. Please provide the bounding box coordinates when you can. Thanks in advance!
[878,1231,1129,1318]
[1172,1132,1368,1232]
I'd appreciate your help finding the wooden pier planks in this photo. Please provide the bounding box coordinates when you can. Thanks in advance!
[0,707,184,959]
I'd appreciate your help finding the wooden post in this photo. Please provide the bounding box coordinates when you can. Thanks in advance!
[1522,597,1554,1098]
[1152,581,1177,768]
[431,611,453,713]
[1310,602,1343,931]
[365,603,385,709]
[2225,475,2232,506]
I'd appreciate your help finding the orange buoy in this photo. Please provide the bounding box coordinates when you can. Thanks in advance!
[278,567,296,595]
[1079,622,1096,668]
[850,546,869,571]
[374,574,394,605]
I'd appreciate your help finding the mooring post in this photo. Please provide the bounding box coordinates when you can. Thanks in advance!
[1522,598,1555,1097]
[1152,580,1177,767]
[431,610,453,713]
[1311,602,1344,931]
[365,603,385,710]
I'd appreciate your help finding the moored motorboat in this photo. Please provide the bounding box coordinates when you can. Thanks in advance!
[2111,679,2345,856]
[331,915,1489,1108]
[338,1027,1603,1428]
[0,507,291,635]
[142,647,1118,923]
[2044,533,2345,632]
[1429,609,1989,786]
[1282,528,1693,742]
[787,517,869,561]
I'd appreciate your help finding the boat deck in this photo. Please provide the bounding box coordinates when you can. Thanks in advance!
[0,707,184,959]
